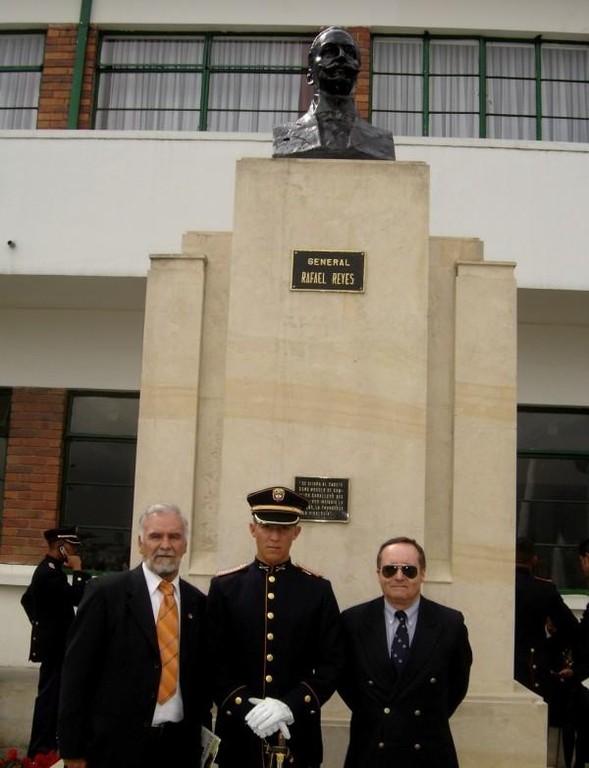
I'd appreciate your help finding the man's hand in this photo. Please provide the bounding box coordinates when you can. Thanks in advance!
[246,697,294,739]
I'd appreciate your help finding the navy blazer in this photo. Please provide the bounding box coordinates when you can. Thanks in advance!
[339,595,472,768]
[58,565,211,768]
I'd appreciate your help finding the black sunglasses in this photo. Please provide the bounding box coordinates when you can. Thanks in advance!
[380,564,419,579]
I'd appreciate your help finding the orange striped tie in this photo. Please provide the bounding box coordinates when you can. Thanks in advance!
[156,580,179,704]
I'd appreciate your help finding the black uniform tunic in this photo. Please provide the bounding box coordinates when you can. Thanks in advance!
[208,558,343,768]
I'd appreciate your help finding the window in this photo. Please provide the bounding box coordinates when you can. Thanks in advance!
[94,33,313,131]
[0,390,10,521]
[372,35,589,143]
[517,407,589,590]
[61,392,139,571]
[0,32,44,129]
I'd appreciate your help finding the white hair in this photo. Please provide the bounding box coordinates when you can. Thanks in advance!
[138,503,189,541]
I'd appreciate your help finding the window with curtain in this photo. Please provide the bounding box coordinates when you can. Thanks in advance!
[372,35,589,143]
[61,392,139,571]
[0,32,44,129]
[517,407,589,591]
[95,33,312,131]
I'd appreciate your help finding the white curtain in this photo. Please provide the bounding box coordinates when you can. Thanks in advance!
[96,36,311,132]
[542,44,589,143]
[0,33,44,129]
[486,42,536,140]
[372,37,589,143]
[372,38,423,135]
[95,37,204,130]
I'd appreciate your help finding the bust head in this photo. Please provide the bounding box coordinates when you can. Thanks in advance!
[307,26,361,97]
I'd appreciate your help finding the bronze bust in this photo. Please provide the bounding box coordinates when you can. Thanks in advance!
[272,26,395,161]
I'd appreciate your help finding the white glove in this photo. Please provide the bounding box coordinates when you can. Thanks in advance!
[245,697,294,739]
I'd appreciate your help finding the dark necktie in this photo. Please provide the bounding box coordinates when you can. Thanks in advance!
[391,610,410,671]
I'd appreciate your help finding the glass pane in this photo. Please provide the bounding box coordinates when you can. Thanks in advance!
[373,73,422,112]
[100,36,204,66]
[487,114,536,140]
[430,40,478,75]
[210,37,309,67]
[69,395,139,437]
[542,44,589,81]
[430,111,478,137]
[372,39,423,74]
[517,457,589,588]
[487,42,535,78]
[518,410,589,451]
[0,33,45,66]
[66,441,136,484]
[62,484,134,529]
[76,526,131,572]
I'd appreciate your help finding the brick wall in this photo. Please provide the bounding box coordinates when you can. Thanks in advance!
[0,389,67,564]
[36,24,98,130]
[348,26,371,119]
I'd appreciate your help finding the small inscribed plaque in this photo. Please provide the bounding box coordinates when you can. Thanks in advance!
[291,250,365,293]
[295,476,349,522]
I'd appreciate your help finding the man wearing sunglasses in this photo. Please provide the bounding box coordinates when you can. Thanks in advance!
[338,536,472,768]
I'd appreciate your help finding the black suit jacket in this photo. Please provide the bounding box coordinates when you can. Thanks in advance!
[58,565,211,768]
[514,565,579,697]
[339,595,472,768]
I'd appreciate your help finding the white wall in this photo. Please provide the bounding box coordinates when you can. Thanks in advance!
[1,132,589,289]
[1,0,588,37]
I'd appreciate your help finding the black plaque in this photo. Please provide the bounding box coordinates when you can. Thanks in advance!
[291,250,365,293]
[295,476,349,522]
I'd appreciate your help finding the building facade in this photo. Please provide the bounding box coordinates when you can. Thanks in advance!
[1,0,588,763]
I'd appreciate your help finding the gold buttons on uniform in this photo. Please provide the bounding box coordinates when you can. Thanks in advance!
[414,744,422,750]
[383,707,390,714]
[265,675,273,683]
[367,680,374,686]
[268,575,276,583]
[378,743,385,750]
[429,677,437,684]
[235,697,242,705]
[267,633,274,640]
[267,612,274,619]
[304,695,312,703]
[414,710,421,717]
[266,654,274,661]
[268,593,275,600]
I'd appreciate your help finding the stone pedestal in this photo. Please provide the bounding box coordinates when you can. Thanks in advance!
[133,158,547,767]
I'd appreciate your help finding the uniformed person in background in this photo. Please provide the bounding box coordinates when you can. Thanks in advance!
[207,486,343,768]
[20,526,91,758]
[514,537,579,700]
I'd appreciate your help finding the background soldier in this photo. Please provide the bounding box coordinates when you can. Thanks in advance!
[207,486,343,768]
[20,526,91,758]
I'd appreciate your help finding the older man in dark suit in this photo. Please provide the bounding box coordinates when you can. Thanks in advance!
[339,536,472,768]
[57,503,211,768]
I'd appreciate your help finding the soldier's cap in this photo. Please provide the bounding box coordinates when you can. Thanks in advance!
[43,526,81,546]
[247,486,309,525]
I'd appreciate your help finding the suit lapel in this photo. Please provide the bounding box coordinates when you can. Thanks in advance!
[126,565,159,654]
[179,579,200,666]
[394,597,444,694]
[360,597,398,692]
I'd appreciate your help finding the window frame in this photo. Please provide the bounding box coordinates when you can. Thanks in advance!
[0,31,45,129]
[93,31,314,132]
[371,33,589,143]
[60,390,139,572]
[517,405,589,593]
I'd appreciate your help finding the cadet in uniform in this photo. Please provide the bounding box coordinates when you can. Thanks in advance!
[207,486,343,768]
[20,526,91,757]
